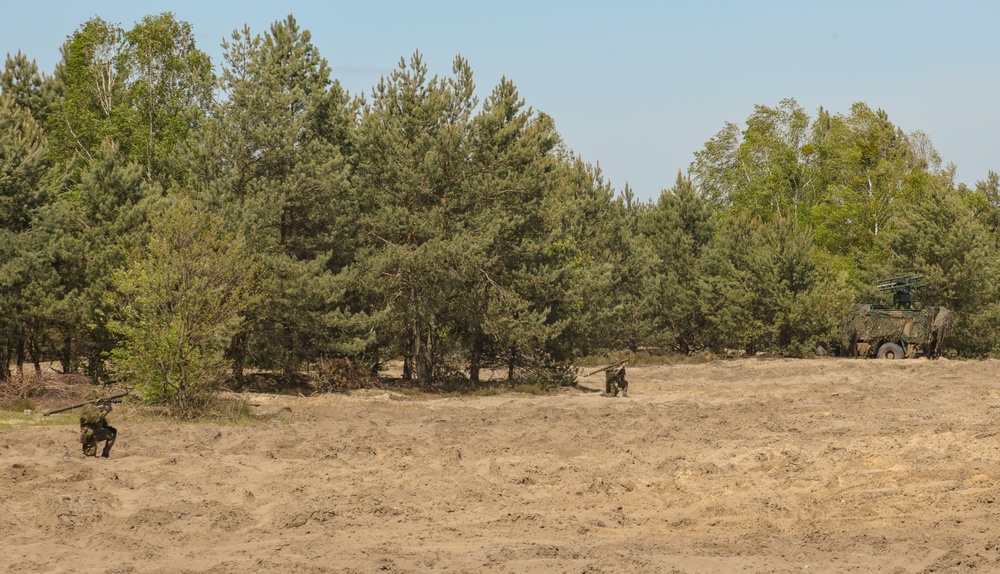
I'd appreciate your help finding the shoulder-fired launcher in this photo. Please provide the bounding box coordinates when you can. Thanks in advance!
[584,360,628,377]
[42,391,129,416]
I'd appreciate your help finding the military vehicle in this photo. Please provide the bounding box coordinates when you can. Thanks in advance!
[840,275,954,359]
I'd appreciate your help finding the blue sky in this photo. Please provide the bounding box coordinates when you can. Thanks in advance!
[3,0,999,201]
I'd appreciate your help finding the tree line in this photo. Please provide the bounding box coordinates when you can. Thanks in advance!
[3,13,999,413]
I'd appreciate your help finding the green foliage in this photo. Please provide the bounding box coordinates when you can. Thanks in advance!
[538,157,654,357]
[956,301,1000,358]
[698,215,852,354]
[0,95,49,231]
[24,141,150,381]
[353,52,578,384]
[207,15,364,380]
[691,98,814,219]
[108,194,259,418]
[11,12,1000,400]
[47,17,128,163]
[513,358,579,389]
[0,94,51,379]
[965,170,1000,232]
[808,104,939,260]
[1,52,57,126]
[878,177,1000,355]
[692,100,939,261]
[46,14,213,181]
[122,12,214,182]
[638,172,716,352]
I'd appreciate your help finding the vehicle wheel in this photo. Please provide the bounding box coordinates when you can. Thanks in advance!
[876,342,905,360]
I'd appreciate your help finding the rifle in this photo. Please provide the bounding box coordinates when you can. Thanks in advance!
[42,391,129,416]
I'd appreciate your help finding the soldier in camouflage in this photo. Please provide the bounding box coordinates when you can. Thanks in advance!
[603,361,629,397]
[80,392,117,458]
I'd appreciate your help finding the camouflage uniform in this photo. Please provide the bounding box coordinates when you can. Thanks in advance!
[80,402,117,458]
[603,362,629,397]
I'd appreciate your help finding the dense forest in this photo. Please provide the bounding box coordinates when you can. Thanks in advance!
[3,14,1000,412]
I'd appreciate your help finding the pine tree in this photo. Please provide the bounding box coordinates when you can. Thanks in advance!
[639,172,716,352]
[1,52,58,126]
[538,156,652,357]
[698,214,851,355]
[879,176,1000,355]
[453,77,562,383]
[352,52,474,382]
[27,141,149,381]
[0,94,50,379]
[207,15,362,381]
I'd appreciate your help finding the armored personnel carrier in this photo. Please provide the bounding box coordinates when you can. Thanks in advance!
[841,275,954,359]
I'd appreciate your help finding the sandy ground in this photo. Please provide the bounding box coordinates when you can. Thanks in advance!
[3,357,1000,573]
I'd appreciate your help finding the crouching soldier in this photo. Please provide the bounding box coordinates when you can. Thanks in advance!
[603,361,629,397]
[80,394,117,458]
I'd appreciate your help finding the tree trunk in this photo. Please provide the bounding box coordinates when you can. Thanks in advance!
[507,347,516,381]
[469,332,483,385]
[15,336,25,375]
[410,282,434,382]
[282,325,296,377]
[469,285,489,385]
[370,348,381,378]
[86,351,104,385]
[178,360,190,418]
[403,328,417,381]
[59,332,73,374]
[0,343,11,381]
[28,335,41,374]
[415,313,436,383]
[228,331,247,387]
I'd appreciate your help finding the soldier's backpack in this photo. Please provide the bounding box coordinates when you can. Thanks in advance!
[79,403,103,425]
